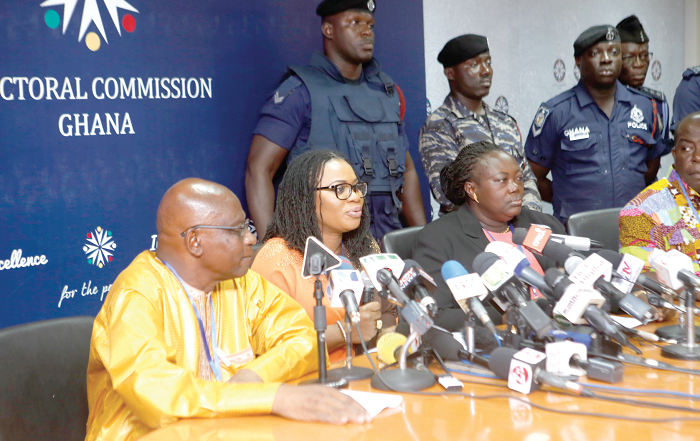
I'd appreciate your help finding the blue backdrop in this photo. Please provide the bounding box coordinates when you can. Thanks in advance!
[0,0,428,328]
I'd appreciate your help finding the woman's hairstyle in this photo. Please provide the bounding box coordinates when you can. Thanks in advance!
[264,150,375,267]
[440,140,503,206]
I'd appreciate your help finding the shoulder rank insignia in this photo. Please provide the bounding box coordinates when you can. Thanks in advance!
[531,104,550,138]
[639,86,665,102]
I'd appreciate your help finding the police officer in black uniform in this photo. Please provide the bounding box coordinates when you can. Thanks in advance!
[672,67,700,131]
[246,0,426,241]
[617,15,672,161]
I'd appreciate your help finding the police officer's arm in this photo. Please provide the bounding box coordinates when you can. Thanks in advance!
[529,162,553,202]
[645,157,661,186]
[399,152,427,226]
[245,136,288,240]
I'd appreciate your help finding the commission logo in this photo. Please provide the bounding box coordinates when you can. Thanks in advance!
[83,226,117,268]
[40,0,139,52]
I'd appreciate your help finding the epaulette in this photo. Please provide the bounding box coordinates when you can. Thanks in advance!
[544,89,576,108]
[683,66,700,79]
[271,74,303,105]
[637,86,666,102]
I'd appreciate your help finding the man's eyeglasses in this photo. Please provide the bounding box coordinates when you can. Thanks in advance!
[180,219,250,237]
[621,52,653,66]
[316,182,368,200]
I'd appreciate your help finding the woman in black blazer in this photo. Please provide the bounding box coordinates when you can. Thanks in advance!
[410,141,565,313]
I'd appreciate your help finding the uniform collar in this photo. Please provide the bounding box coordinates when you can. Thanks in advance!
[311,51,381,83]
[574,80,630,108]
[444,95,492,120]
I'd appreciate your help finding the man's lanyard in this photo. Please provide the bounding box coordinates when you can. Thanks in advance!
[162,260,222,382]
[481,105,497,146]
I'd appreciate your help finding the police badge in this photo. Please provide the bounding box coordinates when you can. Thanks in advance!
[367,0,375,12]
[630,105,644,124]
[606,27,615,41]
[532,105,550,138]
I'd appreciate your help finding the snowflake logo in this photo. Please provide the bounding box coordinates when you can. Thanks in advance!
[83,226,117,268]
[426,99,432,115]
[40,0,139,52]
[495,96,509,114]
[651,60,662,82]
[573,65,581,82]
[553,59,566,82]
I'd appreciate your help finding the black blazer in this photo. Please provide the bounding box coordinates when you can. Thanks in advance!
[410,204,566,310]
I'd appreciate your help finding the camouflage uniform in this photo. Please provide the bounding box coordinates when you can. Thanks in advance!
[418,96,542,213]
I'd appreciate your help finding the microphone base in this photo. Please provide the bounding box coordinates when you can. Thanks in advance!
[299,377,349,388]
[370,368,436,392]
[327,365,374,382]
[661,343,700,361]
[655,324,700,342]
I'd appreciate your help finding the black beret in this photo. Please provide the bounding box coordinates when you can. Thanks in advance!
[438,34,489,68]
[616,15,649,43]
[316,0,375,17]
[573,25,620,58]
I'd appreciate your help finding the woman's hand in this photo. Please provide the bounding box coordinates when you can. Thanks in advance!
[352,301,382,343]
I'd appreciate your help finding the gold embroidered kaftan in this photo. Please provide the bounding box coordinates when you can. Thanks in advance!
[85,251,318,441]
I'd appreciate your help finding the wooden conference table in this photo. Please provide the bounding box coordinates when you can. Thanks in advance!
[142,322,700,441]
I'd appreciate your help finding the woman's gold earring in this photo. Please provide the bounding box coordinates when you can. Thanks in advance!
[473,193,479,204]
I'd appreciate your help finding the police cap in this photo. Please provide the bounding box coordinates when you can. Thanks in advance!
[573,25,620,58]
[438,34,489,68]
[316,0,375,17]
[616,15,649,43]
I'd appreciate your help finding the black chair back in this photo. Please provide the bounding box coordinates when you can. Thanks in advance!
[382,226,424,259]
[566,207,623,252]
[0,316,94,441]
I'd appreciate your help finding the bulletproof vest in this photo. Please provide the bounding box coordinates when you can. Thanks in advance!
[288,58,405,196]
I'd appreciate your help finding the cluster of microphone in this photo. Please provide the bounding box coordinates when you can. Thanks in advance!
[318,224,700,395]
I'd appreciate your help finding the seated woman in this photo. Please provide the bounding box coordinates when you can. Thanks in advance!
[411,140,565,316]
[252,150,396,363]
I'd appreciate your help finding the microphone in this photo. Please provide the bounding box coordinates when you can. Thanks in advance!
[473,252,555,340]
[301,236,341,278]
[484,241,555,299]
[327,257,364,324]
[488,347,595,397]
[649,249,699,291]
[596,250,681,312]
[549,234,604,251]
[399,259,439,317]
[544,268,639,352]
[545,340,623,384]
[514,227,654,324]
[377,331,411,364]
[441,260,497,334]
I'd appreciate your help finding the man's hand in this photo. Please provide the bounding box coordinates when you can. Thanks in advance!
[353,301,381,343]
[227,369,263,384]
[271,385,371,424]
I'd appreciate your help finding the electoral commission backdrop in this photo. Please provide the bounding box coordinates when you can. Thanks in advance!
[0,0,428,329]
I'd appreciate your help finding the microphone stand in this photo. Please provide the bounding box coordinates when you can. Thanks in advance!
[301,274,348,388]
[327,312,374,381]
[655,291,700,342]
[464,311,477,354]
[370,329,436,391]
[661,284,700,360]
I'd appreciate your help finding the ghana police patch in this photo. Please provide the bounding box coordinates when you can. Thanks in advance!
[531,104,550,138]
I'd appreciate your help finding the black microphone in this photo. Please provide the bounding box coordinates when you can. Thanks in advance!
[399,259,439,317]
[473,252,555,340]
[376,268,433,335]
[488,347,595,397]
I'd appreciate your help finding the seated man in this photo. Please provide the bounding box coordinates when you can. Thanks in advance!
[85,178,369,441]
[619,112,700,273]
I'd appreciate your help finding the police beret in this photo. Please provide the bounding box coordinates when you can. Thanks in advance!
[438,34,489,68]
[616,15,649,43]
[573,25,621,58]
[316,0,375,17]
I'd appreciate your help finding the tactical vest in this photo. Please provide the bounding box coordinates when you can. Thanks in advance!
[288,58,406,204]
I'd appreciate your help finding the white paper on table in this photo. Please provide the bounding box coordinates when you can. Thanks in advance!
[610,315,643,328]
[340,389,403,417]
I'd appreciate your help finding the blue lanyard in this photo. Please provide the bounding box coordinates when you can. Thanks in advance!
[162,261,222,382]
[679,179,700,228]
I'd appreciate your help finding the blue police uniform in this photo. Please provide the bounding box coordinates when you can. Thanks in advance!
[253,52,408,239]
[671,66,700,131]
[524,80,669,223]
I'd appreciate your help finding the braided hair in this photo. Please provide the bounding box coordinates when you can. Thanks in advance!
[440,140,502,206]
[264,150,375,268]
